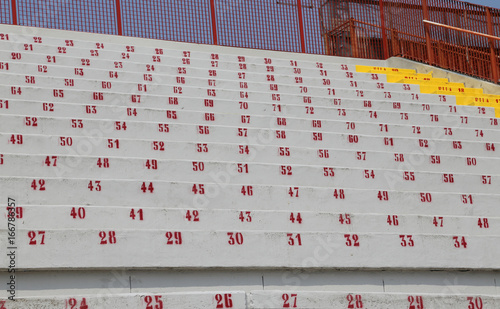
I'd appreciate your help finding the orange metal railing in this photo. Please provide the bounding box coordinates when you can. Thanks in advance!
[320,0,500,84]
[423,19,500,82]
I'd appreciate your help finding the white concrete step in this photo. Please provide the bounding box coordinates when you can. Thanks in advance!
[2,147,499,175]
[0,292,246,309]
[1,32,391,68]
[2,113,498,143]
[3,61,391,84]
[0,154,498,190]
[2,125,498,158]
[2,80,446,106]
[0,229,498,269]
[249,290,500,308]
[2,177,498,208]
[10,205,500,236]
[0,66,455,103]
[1,49,397,91]
[0,68,417,94]
[4,290,496,309]
[1,49,396,84]
[1,96,493,124]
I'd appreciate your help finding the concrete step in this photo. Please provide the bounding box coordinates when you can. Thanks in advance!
[0,68,418,94]
[2,148,499,175]
[2,61,393,84]
[2,96,494,122]
[2,177,498,209]
[249,290,500,308]
[10,205,500,235]
[2,113,499,143]
[0,291,497,308]
[2,125,498,158]
[0,155,498,190]
[0,292,246,309]
[0,49,400,84]
[0,229,497,269]
[2,81,449,105]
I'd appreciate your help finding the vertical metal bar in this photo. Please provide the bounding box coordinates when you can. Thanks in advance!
[350,19,359,58]
[319,5,330,55]
[486,8,499,83]
[297,0,306,53]
[379,0,389,59]
[210,0,218,45]
[422,0,434,65]
[10,0,17,25]
[115,0,123,35]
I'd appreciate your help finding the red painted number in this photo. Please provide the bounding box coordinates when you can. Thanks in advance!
[467,296,483,309]
[347,294,363,308]
[282,293,297,308]
[99,231,117,244]
[408,295,424,309]
[144,295,163,309]
[165,231,182,245]
[28,231,45,245]
[344,234,360,246]
[227,232,243,245]
[215,294,233,308]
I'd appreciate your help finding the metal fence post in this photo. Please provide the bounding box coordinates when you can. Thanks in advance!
[115,0,123,35]
[486,8,499,83]
[210,0,218,45]
[350,19,359,58]
[297,0,306,53]
[379,0,389,59]
[11,0,17,25]
[421,0,435,65]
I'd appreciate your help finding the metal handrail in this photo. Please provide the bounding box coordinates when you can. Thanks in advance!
[325,19,353,35]
[423,20,500,41]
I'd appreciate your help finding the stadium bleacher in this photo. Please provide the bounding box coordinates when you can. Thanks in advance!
[1,23,499,307]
